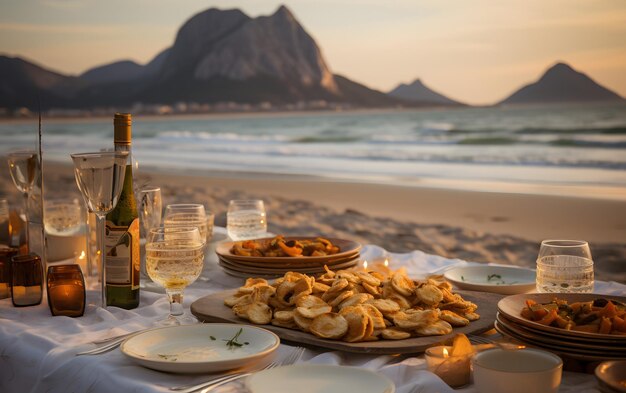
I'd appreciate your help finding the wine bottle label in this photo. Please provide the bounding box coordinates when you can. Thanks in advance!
[105,219,139,286]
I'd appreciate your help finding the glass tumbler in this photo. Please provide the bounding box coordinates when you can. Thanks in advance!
[226,200,267,241]
[0,247,19,299]
[11,253,43,307]
[536,240,594,293]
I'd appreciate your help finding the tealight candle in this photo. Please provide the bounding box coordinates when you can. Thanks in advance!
[11,253,43,307]
[47,264,85,317]
[425,345,472,388]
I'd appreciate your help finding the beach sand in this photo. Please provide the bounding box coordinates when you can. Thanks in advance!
[2,161,625,283]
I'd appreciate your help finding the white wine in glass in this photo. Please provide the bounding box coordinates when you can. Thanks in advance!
[145,227,204,325]
[71,151,128,307]
[7,150,38,247]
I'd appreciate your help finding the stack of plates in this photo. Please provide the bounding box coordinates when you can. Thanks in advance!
[496,293,626,361]
[216,237,361,278]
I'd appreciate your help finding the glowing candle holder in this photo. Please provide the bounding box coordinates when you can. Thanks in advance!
[47,264,85,317]
[425,345,472,388]
[11,253,43,307]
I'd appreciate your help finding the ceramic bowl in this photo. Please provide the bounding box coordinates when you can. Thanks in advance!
[472,348,562,393]
[595,361,626,393]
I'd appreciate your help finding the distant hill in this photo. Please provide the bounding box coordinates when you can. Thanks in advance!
[499,62,624,105]
[388,79,463,105]
[1,5,416,110]
[80,60,144,85]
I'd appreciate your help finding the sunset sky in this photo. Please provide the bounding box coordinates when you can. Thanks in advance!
[1,0,625,105]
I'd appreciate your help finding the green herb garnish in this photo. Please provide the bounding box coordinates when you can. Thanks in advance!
[461,275,465,281]
[224,328,249,349]
[210,335,216,341]
[157,354,178,361]
[487,274,502,281]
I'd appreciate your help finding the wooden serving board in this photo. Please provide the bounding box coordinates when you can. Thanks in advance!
[191,288,504,355]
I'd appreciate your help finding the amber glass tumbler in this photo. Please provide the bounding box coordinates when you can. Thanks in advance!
[47,264,86,317]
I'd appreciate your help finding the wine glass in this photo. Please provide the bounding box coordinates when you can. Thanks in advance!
[536,240,594,293]
[145,226,205,325]
[139,187,162,236]
[7,150,38,248]
[71,151,128,307]
[163,204,208,243]
[227,199,267,240]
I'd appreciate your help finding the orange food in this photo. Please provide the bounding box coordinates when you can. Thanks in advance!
[230,235,340,257]
[520,297,625,335]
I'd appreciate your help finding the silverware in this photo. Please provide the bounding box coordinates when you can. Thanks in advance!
[468,334,524,351]
[170,346,305,393]
[77,332,142,356]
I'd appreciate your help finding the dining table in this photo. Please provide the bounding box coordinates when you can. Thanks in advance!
[0,227,624,393]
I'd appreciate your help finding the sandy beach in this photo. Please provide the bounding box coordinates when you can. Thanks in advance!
[2,160,623,284]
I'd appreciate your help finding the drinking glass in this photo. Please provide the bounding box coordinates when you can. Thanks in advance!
[7,151,38,247]
[536,240,594,293]
[139,187,162,235]
[44,199,87,262]
[145,227,205,325]
[227,199,267,240]
[164,204,208,243]
[0,199,9,246]
[71,151,128,307]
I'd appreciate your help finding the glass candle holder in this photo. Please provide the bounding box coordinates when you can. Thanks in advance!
[11,253,43,307]
[0,247,19,299]
[47,264,86,317]
[425,345,472,388]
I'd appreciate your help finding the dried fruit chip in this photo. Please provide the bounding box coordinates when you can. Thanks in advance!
[310,313,349,339]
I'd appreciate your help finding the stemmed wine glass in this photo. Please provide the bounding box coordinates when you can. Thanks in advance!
[7,150,38,247]
[71,151,128,307]
[139,187,162,236]
[163,204,208,243]
[145,226,205,325]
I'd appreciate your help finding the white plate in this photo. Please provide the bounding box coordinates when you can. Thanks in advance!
[444,265,536,294]
[245,364,395,393]
[120,323,280,373]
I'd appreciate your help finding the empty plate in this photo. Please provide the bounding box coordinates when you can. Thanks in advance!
[245,364,395,393]
[120,323,280,373]
[444,265,536,294]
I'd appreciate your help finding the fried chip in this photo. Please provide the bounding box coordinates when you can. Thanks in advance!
[392,309,440,330]
[339,306,369,342]
[293,309,314,332]
[390,269,416,297]
[381,328,411,340]
[440,310,470,327]
[247,302,272,324]
[273,310,295,322]
[338,293,373,310]
[370,298,401,315]
[310,313,349,339]
[415,284,443,306]
[297,304,333,319]
[328,290,354,308]
[414,320,453,336]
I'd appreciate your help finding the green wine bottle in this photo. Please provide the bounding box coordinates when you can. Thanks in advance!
[104,113,140,309]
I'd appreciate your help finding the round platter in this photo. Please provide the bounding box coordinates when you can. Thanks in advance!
[218,256,360,275]
[497,293,626,342]
[216,237,361,264]
[120,324,280,373]
[245,364,395,393]
[444,265,536,295]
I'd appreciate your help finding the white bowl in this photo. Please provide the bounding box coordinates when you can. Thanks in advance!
[444,265,536,295]
[595,361,626,393]
[472,348,563,393]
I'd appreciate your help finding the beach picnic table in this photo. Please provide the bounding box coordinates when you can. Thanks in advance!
[0,228,623,393]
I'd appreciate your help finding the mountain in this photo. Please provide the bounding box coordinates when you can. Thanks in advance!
[388,79,462,105]
[0,55,84,109]
[499,62,624,105]
[80,60,144,85]
[0,5,437,110]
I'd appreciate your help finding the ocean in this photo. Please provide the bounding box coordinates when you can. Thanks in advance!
[2,103,626,196]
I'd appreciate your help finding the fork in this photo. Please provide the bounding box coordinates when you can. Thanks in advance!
[75,338,129,356]
[170,346,305,393]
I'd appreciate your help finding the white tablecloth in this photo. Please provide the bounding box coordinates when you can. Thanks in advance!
[1,231,624,393]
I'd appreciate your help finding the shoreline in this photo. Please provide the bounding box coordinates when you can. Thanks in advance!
[2,161,624,283]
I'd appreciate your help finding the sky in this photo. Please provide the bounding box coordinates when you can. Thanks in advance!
[1,0,625,105]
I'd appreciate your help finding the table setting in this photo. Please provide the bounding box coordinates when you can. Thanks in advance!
[1,113,625,393]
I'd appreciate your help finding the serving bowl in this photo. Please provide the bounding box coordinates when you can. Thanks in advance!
[595,360,626,393]
[472,348,562,393]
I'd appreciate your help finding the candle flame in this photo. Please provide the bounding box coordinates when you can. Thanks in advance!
[384,259,389,267]
[362,260,368,270]
[443,347,449,357]
[78,251,86,260]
